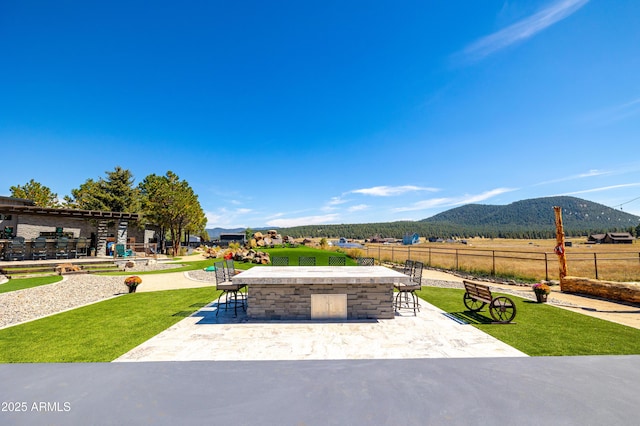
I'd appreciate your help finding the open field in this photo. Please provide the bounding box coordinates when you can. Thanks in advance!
[361,238,640,282]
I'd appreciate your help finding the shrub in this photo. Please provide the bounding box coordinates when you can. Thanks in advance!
[345,248,363,259]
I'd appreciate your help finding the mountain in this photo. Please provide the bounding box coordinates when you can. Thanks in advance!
[421,196,640,230]
[206,226,276,239]
[274,196,640,239]
[206,227,246,239]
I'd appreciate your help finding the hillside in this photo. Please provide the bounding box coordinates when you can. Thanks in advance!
[422,196,640,229]
[273,196,640,239]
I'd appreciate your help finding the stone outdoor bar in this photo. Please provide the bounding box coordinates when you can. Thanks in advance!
[232,266,410,320]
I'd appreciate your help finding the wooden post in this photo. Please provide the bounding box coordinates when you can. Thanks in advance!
[553,206,568,282]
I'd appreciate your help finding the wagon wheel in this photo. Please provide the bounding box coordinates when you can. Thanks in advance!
[489,296,516,323]
[463,293,486,312]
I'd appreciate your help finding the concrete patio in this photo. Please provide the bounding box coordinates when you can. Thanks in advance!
[115,298,526,362]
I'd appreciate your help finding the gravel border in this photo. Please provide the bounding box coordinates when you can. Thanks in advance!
[0,275,126,329]
[0,263,186,329]
[185,269,216,283]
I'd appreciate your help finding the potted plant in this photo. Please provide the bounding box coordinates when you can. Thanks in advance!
[124,276,142,293]
[532,282,550,303]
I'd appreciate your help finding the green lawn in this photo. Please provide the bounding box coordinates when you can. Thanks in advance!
[0,286,218,363]
[258,246,356,266]
[4,254,639,362]
[418,286,640,356]
[0,275,63,294]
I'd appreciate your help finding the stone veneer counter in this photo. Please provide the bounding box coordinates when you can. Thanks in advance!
[233,266,410,320]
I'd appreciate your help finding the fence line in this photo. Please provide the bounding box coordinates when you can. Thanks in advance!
[362,245,640,282]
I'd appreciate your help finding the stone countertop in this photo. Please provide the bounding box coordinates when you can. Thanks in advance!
[233,266,410,285]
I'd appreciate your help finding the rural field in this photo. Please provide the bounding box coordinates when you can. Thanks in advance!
[358,237,640,282]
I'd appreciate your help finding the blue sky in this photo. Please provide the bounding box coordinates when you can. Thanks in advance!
[1,0,640,228]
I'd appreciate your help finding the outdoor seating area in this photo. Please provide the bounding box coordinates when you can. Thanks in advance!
[462,280,517,323]
[394,260,424,315]
[233,265,410,320]
[213,260,246,316]
[114,243,135,258]
[0,236,92,261]
[204,255,437,320]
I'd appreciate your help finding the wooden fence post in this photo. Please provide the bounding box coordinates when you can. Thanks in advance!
[554,206,568,281]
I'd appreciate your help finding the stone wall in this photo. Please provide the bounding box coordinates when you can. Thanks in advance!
[561,276,640,304]
[16,215,91,239]
[248,283,394,320]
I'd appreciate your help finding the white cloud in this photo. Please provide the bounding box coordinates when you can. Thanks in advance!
[583,97,640,125]
[459,0,589,62]
[393,188,516,212]
[205,211,224,225]
[205,208,251,229]
[456,188,518,205]
[267,214,340,228]
[351,185,438,197]
[393,198,454,212]
[534,169,611,186]
[328,196,347,206]
[560,183,640,196]
[322,196,349,211]
[265,212,285,220]
[348,204,369,212]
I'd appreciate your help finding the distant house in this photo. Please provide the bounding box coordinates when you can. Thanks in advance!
[402,233,420,245]
[588,232,634,244]
[219,233,246,247]
[587,234,606,244]
[604,232,634,244]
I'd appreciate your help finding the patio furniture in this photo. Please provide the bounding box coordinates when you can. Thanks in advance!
[74,238,90,258]
[31,236,48,260]
[115,244,134,258]
[225,259,237,276]
[54,237,70,259]
[271,256,289,266]
[4,237,26,261]
[462,280,517,324]
[298,256,316,266]
[233,266,410,320]
[356,257,375,266]
[394,261,423,315]
[2,226,14,239]
[214,261,246,317]
[328,256,346,266]
[224,259,247,298]
[402,259,414,275]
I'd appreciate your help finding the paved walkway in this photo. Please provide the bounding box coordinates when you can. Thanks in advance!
[114,295,526,362]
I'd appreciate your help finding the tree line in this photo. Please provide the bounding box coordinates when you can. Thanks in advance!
[8,167,207,255]
[278,221,640,240]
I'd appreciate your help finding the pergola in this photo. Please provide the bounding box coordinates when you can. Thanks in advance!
[0,203,141,257]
